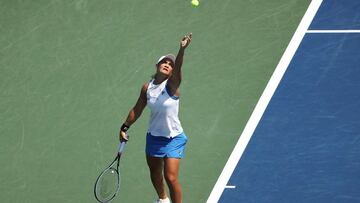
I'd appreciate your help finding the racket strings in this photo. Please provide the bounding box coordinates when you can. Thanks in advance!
[94,144,125,203]
[95,162,120,202]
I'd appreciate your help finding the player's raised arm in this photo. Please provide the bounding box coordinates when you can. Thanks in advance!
[167,33,192,94]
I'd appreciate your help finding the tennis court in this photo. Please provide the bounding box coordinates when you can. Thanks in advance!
[210,0,360,202]
[1,0,358,202]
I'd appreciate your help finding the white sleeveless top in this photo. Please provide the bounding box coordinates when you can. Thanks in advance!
[146,79,183,138]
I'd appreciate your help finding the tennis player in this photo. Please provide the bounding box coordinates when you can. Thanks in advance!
[119,33,192,203]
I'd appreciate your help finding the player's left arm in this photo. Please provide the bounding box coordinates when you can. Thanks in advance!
[168,33,192,96]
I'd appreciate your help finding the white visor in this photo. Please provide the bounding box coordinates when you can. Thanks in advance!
[156,54,176,66]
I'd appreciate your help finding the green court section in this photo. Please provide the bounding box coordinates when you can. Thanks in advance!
[0,0,309,202]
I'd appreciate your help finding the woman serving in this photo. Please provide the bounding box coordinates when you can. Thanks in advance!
[119,33,192,203]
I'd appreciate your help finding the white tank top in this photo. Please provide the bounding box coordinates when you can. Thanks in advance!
[146,79,183,138]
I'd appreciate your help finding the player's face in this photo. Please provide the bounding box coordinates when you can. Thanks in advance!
[157,59,174,76]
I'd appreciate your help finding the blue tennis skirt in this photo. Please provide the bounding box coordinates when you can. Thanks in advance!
[146,132,188,159]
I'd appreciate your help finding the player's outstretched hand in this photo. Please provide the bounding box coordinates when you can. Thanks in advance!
[180,33,192,49]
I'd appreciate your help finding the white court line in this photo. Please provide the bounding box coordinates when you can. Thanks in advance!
[224,185,236,189]
[206,0,323,202]
[307,30,360,33]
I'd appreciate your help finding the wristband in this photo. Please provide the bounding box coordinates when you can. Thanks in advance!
[120,123,130,132]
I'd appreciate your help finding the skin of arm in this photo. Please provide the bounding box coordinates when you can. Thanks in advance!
[119,83,148,142]
[167,33,192,96]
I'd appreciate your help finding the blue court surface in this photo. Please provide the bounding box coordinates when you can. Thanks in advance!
[210,0,360,202]
[309,0,360,30]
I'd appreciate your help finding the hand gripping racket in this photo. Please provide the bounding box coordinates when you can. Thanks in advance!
[94,142,126,202]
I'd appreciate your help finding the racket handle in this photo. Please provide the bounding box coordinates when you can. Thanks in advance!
[118,142,126,154]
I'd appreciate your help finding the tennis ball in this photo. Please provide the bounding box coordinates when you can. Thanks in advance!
[191,0,199,7]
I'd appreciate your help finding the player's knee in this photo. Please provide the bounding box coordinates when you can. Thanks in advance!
[164,173,178,184]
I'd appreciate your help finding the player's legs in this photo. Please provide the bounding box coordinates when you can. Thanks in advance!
[146,156,168,200]
[164,157,182,203]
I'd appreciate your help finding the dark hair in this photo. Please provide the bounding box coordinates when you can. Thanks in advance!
[151,63,159,79]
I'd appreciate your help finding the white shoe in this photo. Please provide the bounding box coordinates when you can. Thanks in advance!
[154,197,170,203]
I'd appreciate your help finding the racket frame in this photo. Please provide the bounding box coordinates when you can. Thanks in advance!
[94,142,126,203]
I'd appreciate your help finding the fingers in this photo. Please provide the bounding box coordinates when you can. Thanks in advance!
[182,33,192,40]
[119,131,129,142]
[184,33,192,41]
[188,33,192,40]
[181,33,192,48]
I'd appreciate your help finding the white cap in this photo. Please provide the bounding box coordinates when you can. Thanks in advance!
[156,54,176,66]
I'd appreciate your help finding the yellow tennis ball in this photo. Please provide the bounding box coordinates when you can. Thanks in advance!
[191,0,199,7]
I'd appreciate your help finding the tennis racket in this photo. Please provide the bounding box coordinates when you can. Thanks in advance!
[94,141,126,203]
